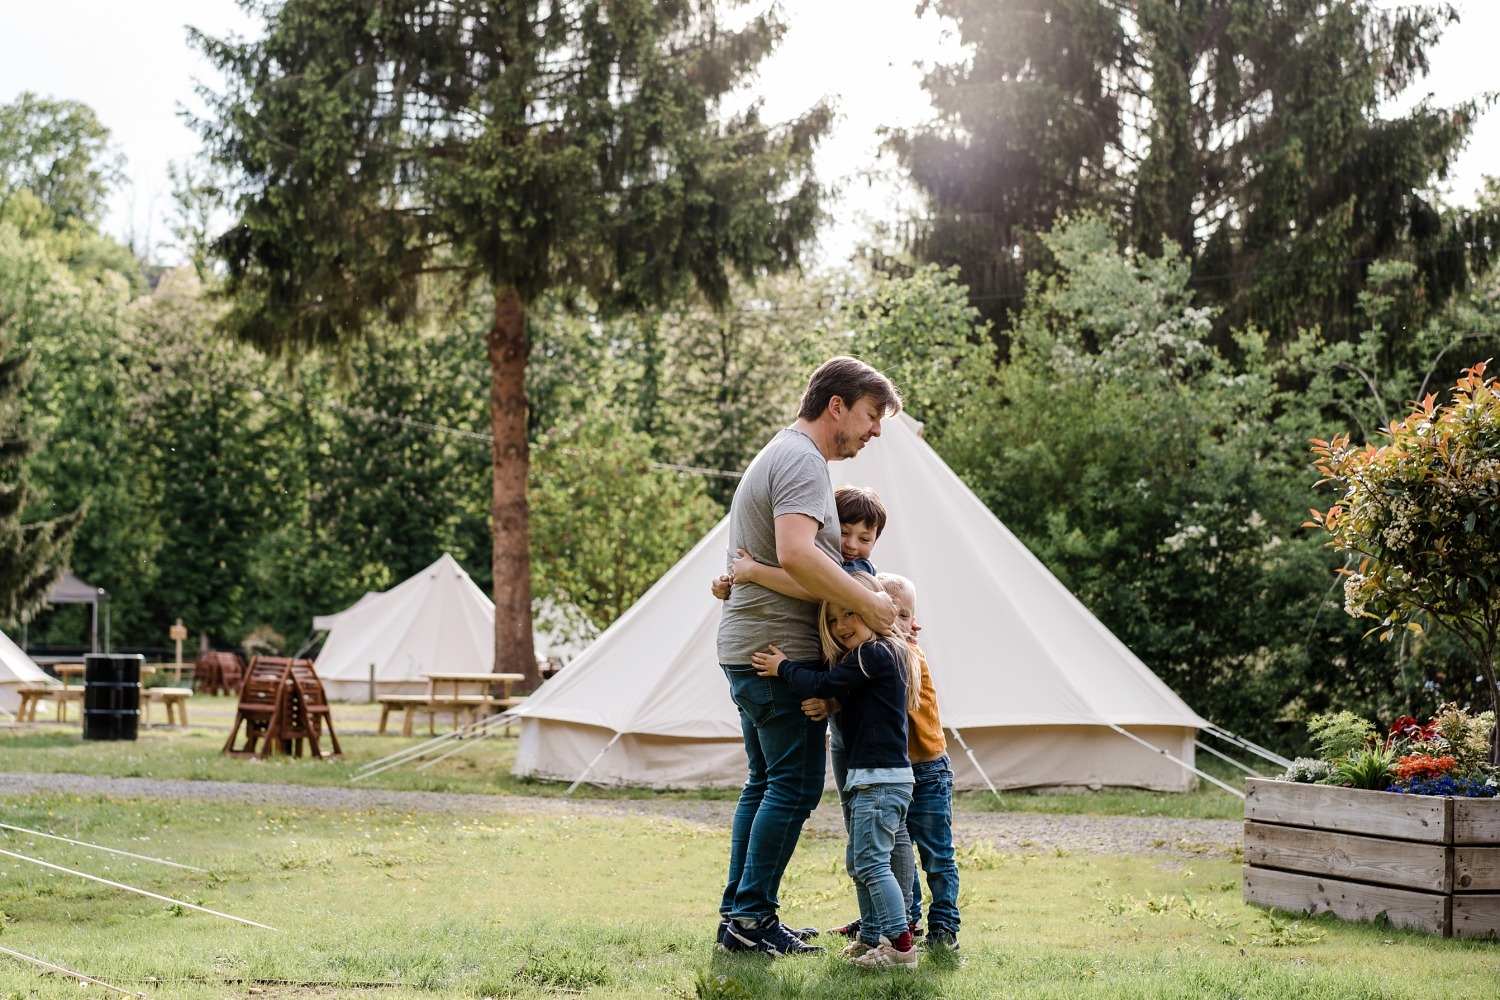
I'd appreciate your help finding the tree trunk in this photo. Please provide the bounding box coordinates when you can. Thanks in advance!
[487,286,539,691]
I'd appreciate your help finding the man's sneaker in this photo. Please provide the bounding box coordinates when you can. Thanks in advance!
[828,916,862,938]
[715,916,730,949]
[910,922,925,939]
[850,936,919,968]
[790,926,820,941]
[722,916,825,956]
[925,928,960,952]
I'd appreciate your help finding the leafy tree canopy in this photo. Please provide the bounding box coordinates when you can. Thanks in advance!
[892,1,1496,342]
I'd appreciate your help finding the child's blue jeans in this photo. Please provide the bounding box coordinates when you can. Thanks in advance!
[831,720,915,921]
[847,780,913,944]
[906,754,961,934]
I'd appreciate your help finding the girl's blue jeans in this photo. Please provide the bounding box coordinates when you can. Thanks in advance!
[847,780,913,944]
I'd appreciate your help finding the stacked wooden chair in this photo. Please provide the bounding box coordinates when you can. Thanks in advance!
[193,651,246,696]
[223,656,341,760]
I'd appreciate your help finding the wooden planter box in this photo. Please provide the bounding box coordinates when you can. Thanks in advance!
[1243,777,1500,938]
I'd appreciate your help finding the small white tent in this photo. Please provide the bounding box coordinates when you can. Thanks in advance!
[512,414,1211,791]
[314,554,496,701]
[0,628,57,716]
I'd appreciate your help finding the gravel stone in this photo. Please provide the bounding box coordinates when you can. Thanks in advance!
[0,771,1241,858]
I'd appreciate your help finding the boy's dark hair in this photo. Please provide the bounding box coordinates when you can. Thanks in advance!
[835,485,887,537]
[797,356,901,421]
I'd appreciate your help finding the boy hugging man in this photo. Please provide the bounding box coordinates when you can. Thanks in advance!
[713,487,961,952]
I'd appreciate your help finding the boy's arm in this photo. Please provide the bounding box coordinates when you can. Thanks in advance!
[732,549,819,603]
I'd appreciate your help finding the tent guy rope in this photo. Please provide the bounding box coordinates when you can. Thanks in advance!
[0,821,206,872]
[0,848,277,930]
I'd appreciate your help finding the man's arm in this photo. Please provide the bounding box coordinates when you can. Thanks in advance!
[774,513,897,632]
[731,548,820,603]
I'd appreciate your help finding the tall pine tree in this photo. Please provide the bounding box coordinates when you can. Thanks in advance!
[192,0,831,687]
[893,0,1493,341]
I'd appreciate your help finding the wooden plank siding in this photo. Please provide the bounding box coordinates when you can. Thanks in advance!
[1244,779,1449,842]
[1243,779,1500,937]
[1242,866,1450,936]
[1243,821,1450,892]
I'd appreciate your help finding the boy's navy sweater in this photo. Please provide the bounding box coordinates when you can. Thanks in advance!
[776,638,910,771]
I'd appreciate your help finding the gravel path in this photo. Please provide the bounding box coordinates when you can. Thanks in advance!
[0,771,1241,858]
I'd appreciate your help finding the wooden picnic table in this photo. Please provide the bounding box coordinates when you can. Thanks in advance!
[376,672,526,737]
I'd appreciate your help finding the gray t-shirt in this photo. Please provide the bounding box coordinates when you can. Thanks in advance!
[717,428,841,664]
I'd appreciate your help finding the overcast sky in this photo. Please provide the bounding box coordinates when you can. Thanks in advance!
[1,0,1495,267]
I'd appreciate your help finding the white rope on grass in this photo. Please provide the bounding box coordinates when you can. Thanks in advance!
[351,711,512,782]
[0,822,206,872]
[0,945,145,998]
[0,848,277,930]
[415,713,519,771]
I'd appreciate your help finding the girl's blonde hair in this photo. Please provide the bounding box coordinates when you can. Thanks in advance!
[818,572,920,713]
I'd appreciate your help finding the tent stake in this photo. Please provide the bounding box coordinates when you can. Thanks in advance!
[947,728,1004,807]
[566,732,622,796]
[1107,725,1244,799]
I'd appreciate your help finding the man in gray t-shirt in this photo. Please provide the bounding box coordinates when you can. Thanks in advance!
[716,356,900,956]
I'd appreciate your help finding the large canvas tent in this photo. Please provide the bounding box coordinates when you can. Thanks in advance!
[512,414,1212,791]
[0,628,57,716]
[314,554,498,701]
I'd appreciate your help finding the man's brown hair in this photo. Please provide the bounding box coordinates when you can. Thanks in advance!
[835,485,887,537]
[797,356,901,421]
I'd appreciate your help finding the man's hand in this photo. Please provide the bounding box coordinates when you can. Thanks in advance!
[751,643,788,678]
[860,590,898,635]
[730,548,762,586]
[801,698,833,721]
[710,575,732,601]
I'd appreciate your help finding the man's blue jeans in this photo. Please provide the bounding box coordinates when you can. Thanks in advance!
[719,662,827,921]
[848,780,913,944]
[906,755,961,933]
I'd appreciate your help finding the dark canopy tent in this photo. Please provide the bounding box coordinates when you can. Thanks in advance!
[36,572,106,653]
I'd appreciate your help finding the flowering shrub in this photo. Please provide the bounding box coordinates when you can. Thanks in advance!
[1308,363,1500,764]
[1392,754,1457,781]
[1278,704,1497,795]
[1386,775,1498,798]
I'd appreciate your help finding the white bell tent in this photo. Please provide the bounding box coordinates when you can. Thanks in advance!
[512,413,1212,792]
[314,554,497,701]
[0,628,57,716]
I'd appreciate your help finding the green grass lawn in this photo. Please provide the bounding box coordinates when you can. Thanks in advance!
[4,707,1488,998]
[0,788,1495,999]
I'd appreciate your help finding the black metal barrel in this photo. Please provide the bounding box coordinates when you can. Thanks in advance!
[83,654,142,741]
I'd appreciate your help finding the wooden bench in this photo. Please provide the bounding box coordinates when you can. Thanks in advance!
[13,686,84,723]
[142,687,194,727]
